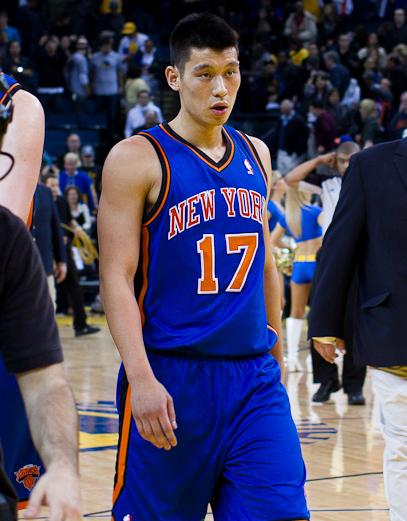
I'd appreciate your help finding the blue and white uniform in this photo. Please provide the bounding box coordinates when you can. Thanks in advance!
[280,204,322,284]
[113,122,309,521]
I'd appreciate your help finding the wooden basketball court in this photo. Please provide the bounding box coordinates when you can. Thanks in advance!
[22,315,388,520]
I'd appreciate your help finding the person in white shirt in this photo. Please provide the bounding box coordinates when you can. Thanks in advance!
[124,89,163,138]
[285,139,367,406]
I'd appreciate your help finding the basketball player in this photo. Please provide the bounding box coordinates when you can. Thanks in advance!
[0,71,56,507]
[0,73,82,521]
[99,13,309,521]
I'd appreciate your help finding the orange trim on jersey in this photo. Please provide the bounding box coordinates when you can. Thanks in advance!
[235,130,268,188]
[26,198,34,229]
[267,323,278,337]
[138,227,150,328]
[139,132,171,227]
[112,387,132,505]
[0,81,19,105]
[18,500,29,510]
[159,124,235,173]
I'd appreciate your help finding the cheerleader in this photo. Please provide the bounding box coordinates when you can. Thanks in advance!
[271,188,323,371]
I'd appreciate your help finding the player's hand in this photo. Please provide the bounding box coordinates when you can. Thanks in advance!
[24,462,82,521]
[130,376,177,450]
[54,262,67,284]
[318,151,336,167]
[313,338,346,364]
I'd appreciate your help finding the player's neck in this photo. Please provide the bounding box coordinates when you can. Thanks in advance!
[168,113,226,159]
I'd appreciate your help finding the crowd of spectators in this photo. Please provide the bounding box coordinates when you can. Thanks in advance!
[4,1,407,160]
[6,1,407,314]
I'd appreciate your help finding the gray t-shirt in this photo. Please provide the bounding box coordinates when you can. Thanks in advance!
[66,51,89,97]
[89,50,123,95]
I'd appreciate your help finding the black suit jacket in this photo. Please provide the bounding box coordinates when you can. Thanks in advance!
[308,138,407,367]
[33,184,67,275]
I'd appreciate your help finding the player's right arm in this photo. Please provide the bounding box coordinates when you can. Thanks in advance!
[284,152,335,189]
[16,364,82,521]
[0,90,45,223]
[98,137,177,451]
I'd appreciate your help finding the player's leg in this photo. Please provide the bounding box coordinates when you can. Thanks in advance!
[286,270,311,372]
[112,355,227,521]
[211,353,309,521]
[370,368,407,521]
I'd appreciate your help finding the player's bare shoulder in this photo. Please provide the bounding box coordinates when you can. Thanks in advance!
[102,134,162,204]
[245,135,272,182]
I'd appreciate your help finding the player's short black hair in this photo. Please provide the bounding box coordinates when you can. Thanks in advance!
[170,13,238,75]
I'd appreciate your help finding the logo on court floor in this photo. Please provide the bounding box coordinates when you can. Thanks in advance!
[296,419,337,444]
[14,464,41,491]
[76,401,119,452]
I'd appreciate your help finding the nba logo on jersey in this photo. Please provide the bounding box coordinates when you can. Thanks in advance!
[123,515,132,521]
[244,159,254,175]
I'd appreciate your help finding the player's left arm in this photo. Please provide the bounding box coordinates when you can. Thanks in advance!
[249,136,284,379]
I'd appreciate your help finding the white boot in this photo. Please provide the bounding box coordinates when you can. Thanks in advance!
[306,353,313,373]
[286,317,304,372]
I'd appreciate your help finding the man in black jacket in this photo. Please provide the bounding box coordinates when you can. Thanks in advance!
[43,173,100,337]
[33,183,67,306]
[308,138,407,520]
[274,99,309,176]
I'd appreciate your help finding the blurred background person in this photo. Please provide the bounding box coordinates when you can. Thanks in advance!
[64,185,92,233]
[271,188,323,372]
[59,152,98,217]
[43,173,100,337]
[357,98,384,148]
[80,145,103,199]
[89,31,123,146]
[35,34,67,114]
[122,63,150,113]
[124,89,163,138]
[65,37,90,114]
[1,39,35,92]
[273,99,309,177]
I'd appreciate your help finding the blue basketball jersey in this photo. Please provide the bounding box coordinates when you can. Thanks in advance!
[136,123,277,359]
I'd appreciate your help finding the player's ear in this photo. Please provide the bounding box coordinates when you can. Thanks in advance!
[166,65,180,92]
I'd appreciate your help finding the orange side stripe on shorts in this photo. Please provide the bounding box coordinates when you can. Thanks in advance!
[18,500,29,510]
[112,387,132,505]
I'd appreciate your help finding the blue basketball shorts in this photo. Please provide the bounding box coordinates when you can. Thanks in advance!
[112,352,309,521]
[0,355,44,507]
[291,260,317,284]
